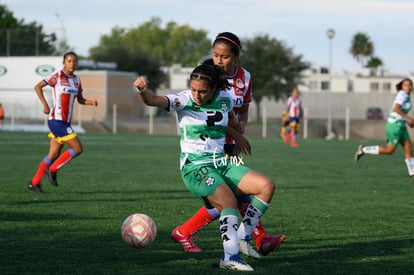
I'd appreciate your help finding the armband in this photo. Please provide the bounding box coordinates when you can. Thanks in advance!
[135,86,147,93]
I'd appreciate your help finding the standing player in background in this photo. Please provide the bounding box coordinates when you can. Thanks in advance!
[284,87,303,148]
[171,32,285,257]
[355,78,414,177]
[28,51,98,193]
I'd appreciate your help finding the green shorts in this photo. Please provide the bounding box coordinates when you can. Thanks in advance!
[181,161,251,205]
[385,122,410,146]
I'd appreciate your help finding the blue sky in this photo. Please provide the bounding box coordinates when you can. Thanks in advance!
[2,0,413,75]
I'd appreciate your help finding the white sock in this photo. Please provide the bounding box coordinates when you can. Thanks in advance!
[220,209,239,260]
[405,158,414,176]
[362,145,379,155]
[238,200,266,240]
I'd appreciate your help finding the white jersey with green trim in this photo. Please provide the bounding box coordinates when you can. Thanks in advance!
[387,90,412,125]
[165,89,234,169]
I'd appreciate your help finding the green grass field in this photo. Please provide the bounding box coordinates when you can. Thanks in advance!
[1,131,414,274]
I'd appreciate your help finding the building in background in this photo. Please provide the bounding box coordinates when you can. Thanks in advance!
[1,57,413,138]
[0,57,143,128]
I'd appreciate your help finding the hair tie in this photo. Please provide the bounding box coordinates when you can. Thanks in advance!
[215,36,241,50]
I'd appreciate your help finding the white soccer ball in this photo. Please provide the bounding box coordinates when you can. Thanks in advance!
[121,213,157,248]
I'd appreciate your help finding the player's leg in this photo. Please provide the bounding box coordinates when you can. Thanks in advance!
[207,184,253,271]
[235,170,274,257]
[225,143,284,255]
[49,135,82,171]
[280,112,287,138]
[180,164,253,271]
[280,125,286,139]
[355,123,398,161]
[280,115,288,139]
[47,134,82,186]
[237,195,285,255]
[28,137,62,193]
[284,118,294,144]
[290,121,299,147]
[171,145,236,252]
[171,205,219,252]
[400,128,414,176]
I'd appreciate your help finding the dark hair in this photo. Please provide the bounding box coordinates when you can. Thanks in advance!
[190,62,231,91]
[201,58,214,66]
[63,51,78,62]
[213,32,241,56]
[396,78,413,91]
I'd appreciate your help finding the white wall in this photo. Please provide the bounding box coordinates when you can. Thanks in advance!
[0,56,63,119]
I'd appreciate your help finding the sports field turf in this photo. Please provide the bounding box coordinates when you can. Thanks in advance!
[1,131,414,274]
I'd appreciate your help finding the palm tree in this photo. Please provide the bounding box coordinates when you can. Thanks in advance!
[350,32,374,66]
[366,56,384,76]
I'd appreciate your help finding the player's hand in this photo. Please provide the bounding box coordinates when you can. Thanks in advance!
[134,76,148,92]
[408,118,414,128]
[226,127,251,155]
[43,105,50,115]
[232,134,251,156]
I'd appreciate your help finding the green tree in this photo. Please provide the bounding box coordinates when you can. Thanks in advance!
[0,4,57,56]
[365,56,384,76]
[121,17,210,67]
[89,17,211,91]
[241,35,310,120]
[89,26,166,92]
[350,32,374,66]
[164,22,211,66]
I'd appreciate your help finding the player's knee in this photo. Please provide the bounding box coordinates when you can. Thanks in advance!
[72,144,83,155]
[260,178,275,200]
[49,152,59,160]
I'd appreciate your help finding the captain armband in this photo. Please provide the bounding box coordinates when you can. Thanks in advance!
[135,86,147,93]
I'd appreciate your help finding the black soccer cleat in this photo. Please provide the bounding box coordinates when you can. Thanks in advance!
[47,169,59,186]
[28,182,44,193]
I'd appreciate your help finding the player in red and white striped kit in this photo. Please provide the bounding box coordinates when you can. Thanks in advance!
[28,52,98,193]
[284,87,303,148]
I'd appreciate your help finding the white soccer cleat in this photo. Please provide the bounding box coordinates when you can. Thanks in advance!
[219,254,254,271]
[355,145,365,161]
[239,238,261,259]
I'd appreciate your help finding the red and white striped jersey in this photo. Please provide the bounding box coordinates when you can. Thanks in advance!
[225,65,252,145]
[287,96,302,118]
[226,65,252,117]
[44,70,83,123]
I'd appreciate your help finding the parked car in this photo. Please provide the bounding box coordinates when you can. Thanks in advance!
[367,107,384,120]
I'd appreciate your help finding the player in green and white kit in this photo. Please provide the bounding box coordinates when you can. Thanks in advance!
[133,63,276,271]
[355,78,414,177]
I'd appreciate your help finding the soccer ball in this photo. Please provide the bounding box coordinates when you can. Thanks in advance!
[121,213,157,248]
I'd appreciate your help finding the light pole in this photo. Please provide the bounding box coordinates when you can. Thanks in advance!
[326,28,335,140]
[55,13,66,55]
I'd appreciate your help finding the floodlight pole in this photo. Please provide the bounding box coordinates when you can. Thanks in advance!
[326,28,335,140]
[55,13,66,55]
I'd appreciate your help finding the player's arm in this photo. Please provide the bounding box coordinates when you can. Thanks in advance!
[34,80,50,115]
[394,103,414,127]
[77,92,98,106]
[237,104,249,134]
[284,101,291,116]
[134,76,168,108]
[227,110,251,155]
